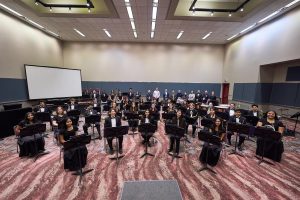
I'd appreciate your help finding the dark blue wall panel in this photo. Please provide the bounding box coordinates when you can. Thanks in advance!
[82,81,221,97]
[286,66,300,81]
[270,83,298,106]
[255,83,273,104]
[232,83,244,101]
[295,83,300,107]
[0,78,28,103]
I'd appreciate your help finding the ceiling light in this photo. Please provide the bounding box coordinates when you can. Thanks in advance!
[202,32,212,40]
[126,6,133,19]
[69,7,71,12]
[227,34,238,41]
[152,6,157,20]
[151,21,156,31]
[258,10,280,23]
[285,0,300,8]
[229,12,232,17]
[35,1,38,6]
[74,28,85,37]
[210,11,214,16]
[47,30,60,37]
[103,29,111,38]
[240,7,244,12]
[151,31,154,38]
[176,31,184,39]
[153,0,158,3]
[130,21,136,30]
[133,31,137,38]
[88,8,91,13]
[240,24,256,33]
[28,19,44,29]
[87,1,90,7]
[0,3,23,17]
[192,11,195,16]
[50,7,52,12]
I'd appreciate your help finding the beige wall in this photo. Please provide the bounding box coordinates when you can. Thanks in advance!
[0,12,63,79]
[224,7,300,98]
[63,42,224,83]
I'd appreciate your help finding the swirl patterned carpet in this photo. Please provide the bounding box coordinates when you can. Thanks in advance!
[0,120,299,200]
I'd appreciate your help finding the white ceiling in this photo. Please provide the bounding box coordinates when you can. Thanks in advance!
[0,0,299,44]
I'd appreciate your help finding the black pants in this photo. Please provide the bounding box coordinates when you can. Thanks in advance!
[186,123,196,136]
[169,136,180,154]
[83,122,100,134]
[107,136,123,150]
[227,132,245,146]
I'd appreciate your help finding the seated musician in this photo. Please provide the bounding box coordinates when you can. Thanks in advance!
[202,90,209,104]
[208,91,217,102]
[34,100,49,113]
[256,110,284,162]
[170,89,176,102]
[153,87,160,102]
[248,104,262,118]
[140,110,156,145]
[149,103,158,115]
[199,117,225,167]
[59,117,88,171]
[188,90,195,102]
[227,109,246,151]
[104,109,123,154]
[146,90,152,102]
[185,102,198,138]
[15,112,45,157]
[176,90,183,100]
[206,108,216,119]
[100,90,108,103]
[226,103,236,117]
[110,90,115,101]
[52,106,67,139]
[168,109,186,154]
[135,91,141,102]
[111,102,120,113]
[163,89,169,102]
[128,88,134,102]
[67,98,78,111]
[83,105,101,139]
[195,90,202,103]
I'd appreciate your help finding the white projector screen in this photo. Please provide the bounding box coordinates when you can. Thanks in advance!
[25,65,82,100]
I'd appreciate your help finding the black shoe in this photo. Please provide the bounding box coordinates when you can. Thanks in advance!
[192,134,195,138]
[108,149,114,155]
[238,146,243,151]
[99,135,102,140]
[119,149,123,154]
[168,148,173,152]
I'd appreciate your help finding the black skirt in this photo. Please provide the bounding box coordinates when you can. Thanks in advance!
[256,138,284,162]
[64,145,88,171]
[199,143,221,167]
[18,134,45,157]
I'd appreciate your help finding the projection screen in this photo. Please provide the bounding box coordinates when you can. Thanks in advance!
[25,65,82,100]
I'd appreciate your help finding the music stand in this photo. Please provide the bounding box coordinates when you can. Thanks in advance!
[201,118,214,129]
[215,111,229,121]
[85,114,101,140]
[63,134,93,185]
[34,112,51,137]
[93,106,101,113]
[198,131,221,174]
[254,127,281,165]
[165,124,185,161]
[162,113,176,120]
[227,123,250,157]
[245,115,259,142]
[20,123,49,161]
[126,113,139,136]
[67,109,81,117]
[104,126,129,162]
[138,124,157,158]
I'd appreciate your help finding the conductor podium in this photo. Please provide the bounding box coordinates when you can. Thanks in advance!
[104,126,129,162]
[138,123,157,158]
[63,134,92,185]
[19,123,49,161]
[165,124,185,160]
[227,123,250,157]
[198,131,221,174]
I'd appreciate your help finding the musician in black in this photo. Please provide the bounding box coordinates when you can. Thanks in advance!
[101,90,109,103]
[52,106,67,139]
[15,112,45,157]
[163,89,169,102]
[199,117,225,167]
[128,88,134,102]
[248,104,262,118]
[34,101,50,113]
[146,90,152,102]
[195,90,202,103]
[171,89,176,102]
[59,117,88,171]
[140,110,156,145]
[83,106,102,140]
[226,103,236,117]
[176,90,183,100]
[227,109,246,151]
[168,110,186,154]
[135,91,141,102]
[206,107,216,120]
[202,90,209,104]
[104,108,123,154]
[91,89,99,99]
[67,98,78,111]
[256,110,284,162]
[185,103,198,138]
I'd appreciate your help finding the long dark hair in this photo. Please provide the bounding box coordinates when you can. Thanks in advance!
[263,110,279,120]
[24,112,36,124]
[61,117,73,130]
[212,117,222,130]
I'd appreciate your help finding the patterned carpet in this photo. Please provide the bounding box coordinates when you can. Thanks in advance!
[0,119,300,200]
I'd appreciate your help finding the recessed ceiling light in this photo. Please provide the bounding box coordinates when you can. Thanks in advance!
[133,31,137,38]
[240,7,244,12]
[103,29,111,38]
[240,24,256,33]
[28,19,44,29]
[151,31,154,38]
[176,31,184,39]
[227,34,238,41]
[210,11,214,16]
[229,12,232,17]
[73,28,85,37]
[202,32,212,40]
[285,0,300,8]
[0,3,23,17]
[258,10,280,23]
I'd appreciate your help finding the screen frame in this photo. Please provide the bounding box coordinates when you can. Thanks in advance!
[24,64,83,100]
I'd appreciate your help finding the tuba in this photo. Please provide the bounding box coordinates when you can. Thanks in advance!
[263,124,275,131]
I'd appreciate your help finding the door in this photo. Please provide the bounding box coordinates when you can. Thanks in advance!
[222,83,230,104]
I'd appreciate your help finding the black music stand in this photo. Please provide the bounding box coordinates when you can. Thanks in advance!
[291,112,300,135]
[67,109,81,117]
[227,123,250,157]
[198,131,221,174]
[165,124,185,161]
[201,118,214,129]
[104,126,129,162]
[20,123,49,161]
[93,106,101,113]
[162,113,176,120]
[34,112,51,137]
[63,134,93,185]
[245,115,259,142]
[254,127,281,165]
[85,114,101,140]
[126,113,139,136]
[215,111,229,121]
[138,124,157,158]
